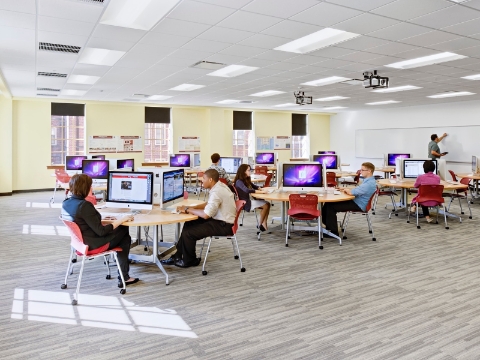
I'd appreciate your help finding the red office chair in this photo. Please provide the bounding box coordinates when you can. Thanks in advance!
[198,200,246,275]
[286,194,322,249]
[446,177,472,219]
[372,188,398,217]
[263,173,273,187]
[60,218,126,305]
[341,170,361,187]
[341,188,378,241]
[255,165,268,176]
[407,184,448,229]
[326,171,337,187]
[448,170,458,182]
[50,169,71,203]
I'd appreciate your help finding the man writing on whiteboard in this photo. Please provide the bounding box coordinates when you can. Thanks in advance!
[428,133,448,159]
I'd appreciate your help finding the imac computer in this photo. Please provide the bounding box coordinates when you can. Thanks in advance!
[65,156,88,174]
[161,169,185,208]
[318,151,336,154]
[472,156,480,174]
[387,153,410,167]
[282,162,323,192]
[91,155,105,160]
[117,159,134,171]
[255,152,275,166]
[169,154,191,168]
[81,160,109,181]
[312,154,338,170]
[219,157,242,174]
[106,171,154,211]
[403,159,437,179]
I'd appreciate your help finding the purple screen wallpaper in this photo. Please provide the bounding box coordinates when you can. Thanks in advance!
[283,164,322,187]
[318,151,335,154]
[170,154,190,167]
[388,154,410,166]
[314,155,337,169]
[117,159,134,169]
[92,155,105,160]
[256,153,275,164]
[66,156,87,170]
[82,160,109,179]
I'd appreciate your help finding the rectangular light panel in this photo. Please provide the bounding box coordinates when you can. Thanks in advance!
[385,52,467,69]
[315,96,349,101]
[67,75,100,85]
[78,48,126,66]
[427,91,475,98]
[372,85,422,93]
[169,84,205,91]
[250,90,285,97]
[207,65,259,78]
[301,76,350,87]
[366,100,401,105]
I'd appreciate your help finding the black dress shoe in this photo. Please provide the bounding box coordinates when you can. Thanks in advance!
[174,258,201,268]
[160,257,176,265]
[118,278,140,288]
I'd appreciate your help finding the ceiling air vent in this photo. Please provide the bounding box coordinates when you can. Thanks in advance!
[132,94,151,99]
[39,42,81,54]
[191,61,226,70]
[37,88,61,92]
[38,72,68,78]
[37,94,58,97]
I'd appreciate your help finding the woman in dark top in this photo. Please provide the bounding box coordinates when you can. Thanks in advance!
[61,174,139,287]
[234,164,271,231]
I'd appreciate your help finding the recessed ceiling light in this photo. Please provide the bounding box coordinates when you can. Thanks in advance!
[372,85,422,93]
[448,0,470,3]
[216,100,241,104]
[62,89,87,96]
[315,96,349,101]
[462,74,480,80]
[78,48,126,66]
[207,65,259,78]
[148,95,172,100]
[100,0,181,31]
[249,90,285,97]
[67,75,100,85]
[385,52,467,69]
[323,106,348,110]
[169,84,205,91]
[366,100,401,105]
[273,103,298,107]
[427,91,475,99]
[275,28,360,54]
[301,76,351,87]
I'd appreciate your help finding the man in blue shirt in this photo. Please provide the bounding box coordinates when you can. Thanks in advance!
[322,162,377,237]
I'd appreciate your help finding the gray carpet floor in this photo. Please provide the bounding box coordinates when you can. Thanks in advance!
[1,189,480,360]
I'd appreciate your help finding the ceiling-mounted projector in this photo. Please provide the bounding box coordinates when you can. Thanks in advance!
[294,91,312,105]
[363,70,389,89]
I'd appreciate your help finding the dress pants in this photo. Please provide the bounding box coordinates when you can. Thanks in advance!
[105,226,132,280]
[175,218,234,265]
[322,200,362,235]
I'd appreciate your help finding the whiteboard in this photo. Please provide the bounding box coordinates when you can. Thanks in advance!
[355,126,480,162]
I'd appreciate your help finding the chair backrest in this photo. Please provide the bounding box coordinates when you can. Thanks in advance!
[365,187,379,212]
[219,178,228,185]
[353,170,361,183]
[55,169,71,184]
[326,172,336,187]
[85,189,97,205]
[448,170,458,182]
[232,200,246,234]
[457,177,471,194]
[288,194,319,211]
[417,184,445,205]
[255,165,268,176]
[61,218,88,255]
[263,173,273,187]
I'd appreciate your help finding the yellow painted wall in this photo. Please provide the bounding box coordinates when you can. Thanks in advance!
[254,111,292,163]
[0,95,13,193]
[309,114,330,155]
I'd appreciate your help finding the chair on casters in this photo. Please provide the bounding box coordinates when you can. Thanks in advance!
[341,170,361,187]
[254,165,268,176]
[51,169,71,203]
[407,184,448,229]
[341,188,378,242]
[198,200,246,276]
[286,194,322,249]
[60,218,126,305]
[446,177,473,219]
[372,187,398,217]
[326,172,337,187]
[448,170,458,182]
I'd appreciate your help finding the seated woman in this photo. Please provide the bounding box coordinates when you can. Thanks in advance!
[410,160,441,223]
[234,164,271,231]
[61,174,139,287]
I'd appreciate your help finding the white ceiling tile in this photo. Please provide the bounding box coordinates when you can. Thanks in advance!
[182,38,232,52]
[91,24,147,43]
[394,48,444,60]
[243,0,319,19]
[455,45,480,58]
[193,0,253,9]
[38,31,88,48]
[336,36,389,50]
[283,55,323,65]
[309,46,356,59]
[219,44,266,57]
[217,10,282,32]
[369,42,418,56]
[36,51,78,69]
[261,20,320,39]
[86,37,136,52]
[339,51,383,62]
[139,32,192,47]
[0,55,35,72]
[0,0,35,14]
[0,9,35,29]
[167,0,236,25]
[0,26,35,57]
[152,18,211,37]
[36,76,66,89]
[239,58,276,67]
[38,0,104,23]
[238,34,289,49]
[115,45,177,68]
[442,17,480,37]
[325,0,397,11]
[72,63,111,77]
[409,5,480,29]
[429,38,480,52]
[206,53,249,64]
[401,31,461,46]
[38,16,95,37]
[2,68,35,88]
[197,26,254,44]
[334,13,400,34]
[371,0,454,21]
[254,50,298,61]
[362,55,403,66]
[368,23,431,41]
[291,2,362,27]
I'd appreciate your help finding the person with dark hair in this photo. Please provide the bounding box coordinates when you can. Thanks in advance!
[410,160,441,223]
[161,169,236,268]
[61,174,139,287]
[207,153,233,186]
[428,133,448,159]
[234,164,270,231]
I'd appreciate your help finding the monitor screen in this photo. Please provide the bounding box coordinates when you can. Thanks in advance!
[255,152,275,165]
[91,155,105,160]
[403,160,437,179]
[388,153,410,166]
[162,169,185,204]
[318,151,336,154]
[169,154,190,167]
[82,160,109,179]
[106,172,154,207]
[313,154,338,169]
[193,153,201,167]
[283,163,323,188]
[65,156,88,170]
[117,159,134,170]
[473,156,477,173]
[219,157,242,174]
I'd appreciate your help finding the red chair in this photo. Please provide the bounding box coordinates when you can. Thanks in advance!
[407,184,448,229]
[448,170,458,182]
[445,177,473,219]
[255,165,268,176]
[372,188,398,216]
[198,200,246,275]
[60,218,126,305]
[286,194,322,249]
[341,170,361,187]
[326,171,337,187]
[263,173,273,187]
[50,169,71,203]
[341,188,378,241]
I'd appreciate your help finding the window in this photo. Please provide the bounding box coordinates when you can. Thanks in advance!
[144,123,171,162]
[233,130,254,157]
[50,115,85,165]
[291,135,309,158]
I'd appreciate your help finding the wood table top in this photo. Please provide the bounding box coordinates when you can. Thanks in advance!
[377,179,468,190]
[252,189,354,203]
[456,173,480,180]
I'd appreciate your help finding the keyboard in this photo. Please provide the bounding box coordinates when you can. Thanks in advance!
[101,212,136,220]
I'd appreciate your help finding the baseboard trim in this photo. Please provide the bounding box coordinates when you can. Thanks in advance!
[12,188,54,194]
[0,192,13,196]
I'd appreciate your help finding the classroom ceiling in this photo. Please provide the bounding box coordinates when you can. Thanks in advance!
[2,0,480,112]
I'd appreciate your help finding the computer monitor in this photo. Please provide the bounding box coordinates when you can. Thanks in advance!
[193,153,201,167]
[318,151,336,154]
[91,155,105,160]
[162,169,185,206]
[282,162,323,192]
[219,157,242,174]
[403,159,437,179]
[387,153,410,166]
[106,171,154,211]
[255,152,275,165]
[473,156,479,174]
[82,160,109,180]
[65,156,88,171]
[312,154,338,170]
[117,159,134,171]
[169,154,191,168]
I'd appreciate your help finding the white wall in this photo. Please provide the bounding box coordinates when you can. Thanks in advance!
[330,100,480,175]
